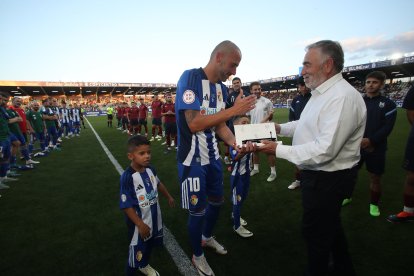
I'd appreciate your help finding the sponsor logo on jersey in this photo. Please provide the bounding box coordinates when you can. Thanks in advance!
[183,90,195,104]
[217,91,222,102]
[190,195,198,205]
[121,194,127,202]
[200,106,219,115]
[136,251,143,261]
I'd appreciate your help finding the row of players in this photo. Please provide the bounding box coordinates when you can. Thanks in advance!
[0,95,86,194]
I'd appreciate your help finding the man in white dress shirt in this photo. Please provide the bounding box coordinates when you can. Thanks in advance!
[259,40,366,276]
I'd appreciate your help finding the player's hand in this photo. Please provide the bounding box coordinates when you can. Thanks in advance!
[360,138,371,149]
[258,140,277,155]
[235,141,256,154]
[138,222,151,240]
[232,90,256,115]
[167,196,175,208]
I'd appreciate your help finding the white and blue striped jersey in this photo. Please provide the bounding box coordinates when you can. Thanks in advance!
[119,166,163,242]
[59,108,71,124]
[175,68,228,166]
[230,147,251,177]
[71,108,81,123]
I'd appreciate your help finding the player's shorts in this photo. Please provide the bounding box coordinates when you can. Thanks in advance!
[130,118,139,126]
[32,132,45,142]
[164,122,177,136]
[152,117,162,126]
[230,172,250,206]
[403,125,414,172]
[359,149,386,175]
[138,119,147,126]
[126,221,163,269]
[179,158,224,211]
[72,121,80,127]
[107,114,113,120]
[47,125,58,136]
[0,139,11,161]
[122,117,129,124]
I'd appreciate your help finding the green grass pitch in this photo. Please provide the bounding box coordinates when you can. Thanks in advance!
[0,108,413,275]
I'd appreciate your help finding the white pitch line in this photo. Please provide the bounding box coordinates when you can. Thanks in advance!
[85,117,198,276]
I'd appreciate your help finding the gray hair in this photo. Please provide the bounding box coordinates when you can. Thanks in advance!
[306,40,344,73]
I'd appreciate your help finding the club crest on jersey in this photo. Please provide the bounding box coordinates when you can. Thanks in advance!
[121,194,127,202]
[217,91,222,102]
[379,102,385,108]
[150,175,155,185]
[183,90,195,104]
[237,195,242,202]
[136,251,143,261]
[138,195,145,202]
[190,195,198,205]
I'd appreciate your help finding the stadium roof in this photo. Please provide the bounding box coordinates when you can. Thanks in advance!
[1,55,413,97]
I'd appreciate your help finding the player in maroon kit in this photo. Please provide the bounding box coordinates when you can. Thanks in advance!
[150,94,163,141]
[122,102,130,133]
[127,101,140,135]
[161,93,176,153]
[137,98,148,136]
[116,102,124,130]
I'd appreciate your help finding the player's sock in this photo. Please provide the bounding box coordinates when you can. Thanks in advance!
[203,203,221,239]
[10,156,17,166]
[254,164,259,171]
[370,190,381,206]
[270,166,276,175]
[125,264,138,276]
[21,147,30,161]
[188,210,205,257]
[28,143,34,154]
[0,163,8,178]
[232,205,241,229]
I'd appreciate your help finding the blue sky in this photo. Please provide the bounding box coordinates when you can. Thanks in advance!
[1,0,413,84]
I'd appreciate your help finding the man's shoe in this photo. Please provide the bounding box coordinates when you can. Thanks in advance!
[202,237,227,255]
[192,255,214,276]
[370,204,380,217]
[231,213,247,226]
[234,225,253,238]
[149,137,155,141]
[161,141,167,145]
[250,169,259,176]
[33,152,46,157]
[138,264,160,276]
[0,182,10,189]
[267,173,276,182]
[1,176,18,182]
[288,180,301,190]
[19,164,34,170]
[342,198,352,206]
[7,170,21,177]
[27,159,40,165]
[387,211,414,223]
[171,140,175,147]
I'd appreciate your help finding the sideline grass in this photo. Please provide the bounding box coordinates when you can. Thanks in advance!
[1,109,413,275]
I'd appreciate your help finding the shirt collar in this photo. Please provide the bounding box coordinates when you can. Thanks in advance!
[313,73,343,95]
